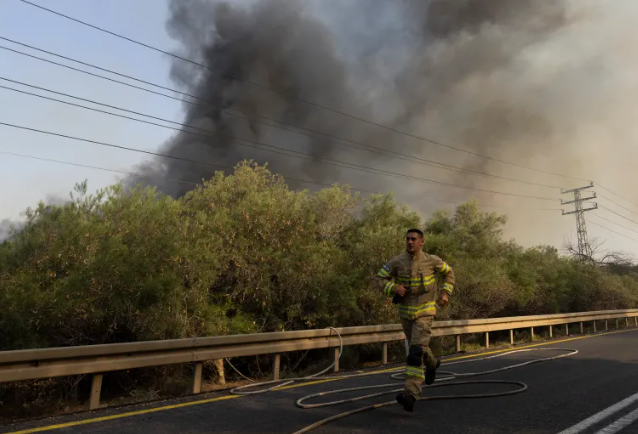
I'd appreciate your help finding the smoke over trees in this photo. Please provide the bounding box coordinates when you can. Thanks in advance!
[130,0,574,195]
[123,0,638,252]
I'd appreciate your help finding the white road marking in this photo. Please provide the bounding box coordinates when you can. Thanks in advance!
[557,391,638,434]
[595,407,638,434]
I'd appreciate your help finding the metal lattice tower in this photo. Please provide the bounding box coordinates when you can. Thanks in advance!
[561,182,598,261]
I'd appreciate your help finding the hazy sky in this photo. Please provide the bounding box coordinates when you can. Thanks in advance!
[0,0,179,216]
[1,0,638,260]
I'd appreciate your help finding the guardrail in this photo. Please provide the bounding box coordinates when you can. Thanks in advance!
[1,308,637,410]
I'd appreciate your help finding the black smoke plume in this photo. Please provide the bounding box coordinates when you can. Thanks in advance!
[131,0,633,257]
[131,0,579,205]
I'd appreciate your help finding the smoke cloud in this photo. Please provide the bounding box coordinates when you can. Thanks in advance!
[0,219,23,242]
[129,0,638,250]
[0,194,68,242]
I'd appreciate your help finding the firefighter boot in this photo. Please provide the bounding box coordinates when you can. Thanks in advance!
[396,392,416,412]
[425,358,441,385]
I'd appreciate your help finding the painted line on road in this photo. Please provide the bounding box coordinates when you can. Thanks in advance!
[441,328,637,363]
[3,327,637,434]
[1,395,239,434]
[557,391,638,433]
[595,407,638,434]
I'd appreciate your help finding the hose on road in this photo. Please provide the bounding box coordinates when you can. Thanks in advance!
[229,327,578,433]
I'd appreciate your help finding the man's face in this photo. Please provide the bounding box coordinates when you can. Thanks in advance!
[406,232,424,254]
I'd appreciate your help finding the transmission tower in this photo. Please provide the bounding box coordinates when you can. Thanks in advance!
[561,182,598,261]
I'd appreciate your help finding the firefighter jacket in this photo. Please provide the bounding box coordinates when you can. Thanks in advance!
[375,251,455,320]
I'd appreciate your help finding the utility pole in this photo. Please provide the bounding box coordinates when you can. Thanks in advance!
[561,182,598,261]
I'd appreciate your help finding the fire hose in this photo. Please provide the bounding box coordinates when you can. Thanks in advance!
[229,327,579,434]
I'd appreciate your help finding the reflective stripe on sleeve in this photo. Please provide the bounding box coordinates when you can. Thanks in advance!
[443,283,454,295]
[384,281,395,297]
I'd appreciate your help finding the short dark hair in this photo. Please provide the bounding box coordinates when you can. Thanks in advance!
[406,228,424,239]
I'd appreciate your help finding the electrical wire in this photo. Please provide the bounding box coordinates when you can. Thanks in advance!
[597,183,638,210]
[0,150,199,186]
[599,205,638,228]
[0,40,564,190]
[586,219,638,243]
[0,91,560,202]
[591,213,638,237]
[226,327,578,434]
[0,150,562,213]
[598,192,638,220]
[16,0,591,183]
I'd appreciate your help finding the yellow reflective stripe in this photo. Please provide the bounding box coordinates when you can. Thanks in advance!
[405,366,425,378]
[384,281,395,297]
[443,283,454,294]
[439,262,450,274]
[377,268,390,278]
[396,275,435,286]
[397,302,436,316]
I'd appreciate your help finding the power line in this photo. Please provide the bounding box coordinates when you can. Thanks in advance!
[0,39,564,190]
[597,183,638,210]
[0,82,464,193]
[591,213,638,237]
[0,136,378,193]
[597,192,638,220]
[0,121,239,171]
[586,219,638,244]
[0,121,562,208]
[598,205,638,228]
[0,150,562,214]
[0,150,198,186]
[17,0,591,183]
[0,85,560,202]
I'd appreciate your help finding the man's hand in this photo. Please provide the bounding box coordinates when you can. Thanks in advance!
[395,285,407,297]
[439,292,449,307]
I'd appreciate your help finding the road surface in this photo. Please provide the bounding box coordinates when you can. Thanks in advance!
[2,327,638,434]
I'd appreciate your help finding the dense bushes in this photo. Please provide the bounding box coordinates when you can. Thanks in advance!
[1,161,638,353]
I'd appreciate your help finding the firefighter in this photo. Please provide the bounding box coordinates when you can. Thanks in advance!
[375,228,455,412]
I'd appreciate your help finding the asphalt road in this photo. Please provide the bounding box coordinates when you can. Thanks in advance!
[2,327,638,434]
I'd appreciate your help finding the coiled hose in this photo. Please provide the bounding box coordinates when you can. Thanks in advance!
[229,327,578,433]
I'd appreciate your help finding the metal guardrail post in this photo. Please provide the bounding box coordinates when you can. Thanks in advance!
[455,335,461,353]
[333,348,339,373]
[530,327,534,341]
[272,354,281,381]
[89,373,103,410]
[616,319,619,329]
[191,362,204,394]
[626,318,629,328]
[549,326,553,338]
[485,332,490,348]
[593,321,597,332]
[635,317,637,327]
[382,343,388,365]
[580,322,584,334]
[566,323,569,335]
[510,330,514,345]
[605,320,608,330]
[192,363,203,394]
